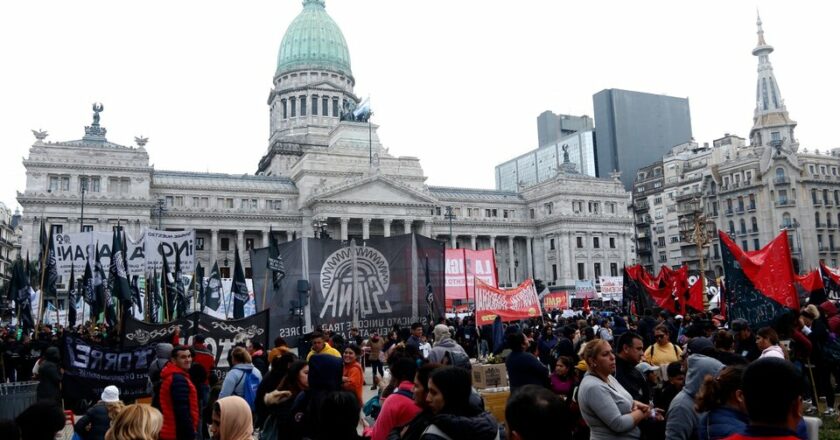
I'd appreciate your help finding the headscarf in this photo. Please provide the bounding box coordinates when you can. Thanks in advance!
[216,396,253,440]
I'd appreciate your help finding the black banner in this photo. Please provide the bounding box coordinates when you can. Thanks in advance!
[61,335,156,401]
[122,310,268,372]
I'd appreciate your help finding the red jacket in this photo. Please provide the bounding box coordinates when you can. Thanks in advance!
[159,362,199,440]
[192,344,216,385]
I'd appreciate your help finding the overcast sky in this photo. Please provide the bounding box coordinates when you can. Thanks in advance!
[1,1,837,213]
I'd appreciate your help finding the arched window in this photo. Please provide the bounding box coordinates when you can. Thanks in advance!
[311,95,319,116]
[751,217,758,233]
[812,189,819,204]
[281,99,287,119]
[816,212,822,226]
[728,220,735,235]
[829,214,834,228]
[739,219,747,234]
[290,97,297,117]
[776,167,785,178]
[782,213,792,228]
[825,189,830,204]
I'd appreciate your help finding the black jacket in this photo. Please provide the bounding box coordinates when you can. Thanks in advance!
[420,411,499,440]
[505,351,549,390]
[36,346,62,405]
[614,356,649,403]
[74,402,111,440]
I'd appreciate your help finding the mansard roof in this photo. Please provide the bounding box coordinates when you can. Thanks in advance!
[428,186,524,202]
[152,170,297,192]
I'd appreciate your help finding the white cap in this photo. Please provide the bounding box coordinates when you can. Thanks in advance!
[674,315,684,320]
[635,362,661,375]
[101,385,120,403]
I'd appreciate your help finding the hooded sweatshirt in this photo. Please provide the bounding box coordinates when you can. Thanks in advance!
[820,300,840,334]
[219,362,262,399]
[665,354,724,440]
[216,396,253,440]
[428,337,467,364]
[421,411,499,440]
[36,346,62,405]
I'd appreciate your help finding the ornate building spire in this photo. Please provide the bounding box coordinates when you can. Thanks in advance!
[749,12,797,151]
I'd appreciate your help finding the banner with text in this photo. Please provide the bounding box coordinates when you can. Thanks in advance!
[475,278,541,324]
[575,279,597,299]
[444,248,497,303]
[251,240,306,347]
[61,335,156,402]
[599,276,623,301]
[144,229,196,273]
[543,291,570,310]
[52,231,145,277]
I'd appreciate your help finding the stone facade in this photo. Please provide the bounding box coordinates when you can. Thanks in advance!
[0,203,22,293]
[16,1,634,292]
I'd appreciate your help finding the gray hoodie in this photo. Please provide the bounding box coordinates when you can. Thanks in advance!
[428,337,467,364]
[665,354,724,440]
[147,342,173,394]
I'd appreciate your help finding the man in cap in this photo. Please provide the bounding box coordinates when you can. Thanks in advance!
[731,319,760,361]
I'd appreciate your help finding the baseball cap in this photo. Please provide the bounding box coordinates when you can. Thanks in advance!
[685,337,714,356]
[635,362,660,375]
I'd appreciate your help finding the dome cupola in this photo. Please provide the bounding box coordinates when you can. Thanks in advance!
[276,0,352,79]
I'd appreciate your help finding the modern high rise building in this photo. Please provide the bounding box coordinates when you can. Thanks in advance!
[536,111,593,147]
[593,89,693,190]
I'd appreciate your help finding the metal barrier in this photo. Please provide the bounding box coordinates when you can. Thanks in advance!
[0,381,39,421]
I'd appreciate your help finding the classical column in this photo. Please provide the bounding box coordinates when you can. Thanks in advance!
[470,235,477,250]
[210,229,219,266]
[383,218,392,238]
[508,236,516,285]
[450,234,457,249]
[586,232,594,279]
[526,236,533,279]
[262,230,270,247]
[237,230,245,253]
[565,232,575,282]
[362,218,371,240]
[287,230,295,242]
[403,219,412,234]
[340,218,349,241]
[489,235,496,251]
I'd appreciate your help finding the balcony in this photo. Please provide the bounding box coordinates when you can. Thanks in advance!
[735,207,745,214]
[635,217,651,226]
[634,200,649,211]
[725,209,734,216]
[814,200,823,206]
[774,176,791,185]
[747,204,756,212]
[817,222,827,230]
[775,199,795,207]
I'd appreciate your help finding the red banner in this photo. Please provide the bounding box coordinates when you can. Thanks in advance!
[445,249,497,303]
[543,291,569,310]
[475,278,541,324]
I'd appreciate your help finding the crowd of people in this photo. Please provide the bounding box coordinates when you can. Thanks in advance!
[0,300,834,439]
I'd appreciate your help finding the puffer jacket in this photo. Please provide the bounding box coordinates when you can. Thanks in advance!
[73,402,111,440]
[697,406,748,440]
[419,411,499,440]
[159,362,199,440]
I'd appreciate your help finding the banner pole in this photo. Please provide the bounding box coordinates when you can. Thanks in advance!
[261,269,269,311]
[162,274,171,323]
[193,272,198,313]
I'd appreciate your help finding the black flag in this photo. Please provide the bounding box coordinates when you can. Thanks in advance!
[130,275,142,317]
[110,227,132,301]
[195,262,206,312]
[44,227,59,299]
[174,247,188,318]
[68,263,77,328]
[161,251,174,322]
[12,258,34,332]
[149,269,161,323]
[425,256,436,323]
[93,243,107,323]
[206,262,222,311]
[268,227,286,290]
[232,245,248,319]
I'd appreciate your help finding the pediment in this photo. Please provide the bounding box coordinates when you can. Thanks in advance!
[308,174,438,207]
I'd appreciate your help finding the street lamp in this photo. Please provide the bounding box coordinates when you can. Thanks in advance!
[312,218,329,240]
[79,177,88,232]
[156,198,166,230]
[444,206,455,248]
[679,197,716,311]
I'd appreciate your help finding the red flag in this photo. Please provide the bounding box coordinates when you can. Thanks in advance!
[719,230,798,310]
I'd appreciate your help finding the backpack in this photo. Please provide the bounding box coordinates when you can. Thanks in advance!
[443,349,472,371]
[234,370,261,411]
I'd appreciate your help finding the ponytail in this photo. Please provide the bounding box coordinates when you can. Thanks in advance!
[695,365,746,413]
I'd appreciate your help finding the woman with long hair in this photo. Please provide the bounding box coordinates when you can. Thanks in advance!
[260,360,309,439]
[577,339,649,439]
[695,365,747,440]
[418,367,499,440]
[104,404,163,440]
[255,352,296,427]
[756,327,786,359]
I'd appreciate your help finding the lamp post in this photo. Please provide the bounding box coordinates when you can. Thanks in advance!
[444,206,455,248]
[312,218,329,240]
[156,198,166,230]
[79,177,88,232]
[680,197,716,312]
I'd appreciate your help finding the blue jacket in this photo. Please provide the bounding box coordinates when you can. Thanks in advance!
[219,363,262,399]
[697,406,808,440]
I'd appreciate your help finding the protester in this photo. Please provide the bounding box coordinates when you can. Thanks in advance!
[420,366,499,440]
[104,403,163,440]
[74,385,125,440]
[342,343,365,403]
[255,352,296,428]
[644,324,682,367]
[654,362,684,410]
[538,324,559,367]
[505,331,550,391]
[149,342,174,408]
[386,363,443,440]
[159,345,200,440]
[428,324,468,365]
[730,319,760,362]
[720,358,804,440]
[261,360,308,438]
[211,396,253,440]
[248,341,269,375]
[371,357,421,440]
[665,337,724,440]
[800,304,835,416]
[712,329,748,366]
[407,323,424,350]
[506,384,571,440]
[289,354,343,439]
[695,365,748,440]
[367,332,386,389]
[219,346,263,402]
[614,332,649,403]
[35,346,61,406]
[578,339,649,439]
[14,401,66,440]
[306,331,341,360]
[418,334,432,359]
[550,356,577,399]
[756,327,785,359]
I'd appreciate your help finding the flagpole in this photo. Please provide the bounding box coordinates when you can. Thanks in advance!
[192,272,197,313]
[261,269,269,311]
[162,273,171,322]
[37,228,49,328]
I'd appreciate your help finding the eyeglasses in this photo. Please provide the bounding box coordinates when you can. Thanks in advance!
[655,334,666,339]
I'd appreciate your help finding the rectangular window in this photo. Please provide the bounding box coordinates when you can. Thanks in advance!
[551,264,557,282]
[576,237,583,248]
[220,267,230,278]
[174,196,183,207]
[742,240,749,250]
[544,202,553,215]
[529,208,535,219]
[549,238,555,250]
[290,98,297,117]
[593,237,600,248]
[658,237,665,247]
[594,263,602,279]
[753,239,760,251]
[610,263,618,277]
[165,196,174,207]
[220,237,230,251]
[49,176,59,191]
[333,99,339,117]
[81,225,94,232]
[195,237,205,251]
[322,97,329,116]
[50,224,63,235]
[61,176,70,191]
[577,263,585,280]
[201,197,209,208]
[609,237,616,248]
[246,238,254,250]
[192,197,200,207]
[300,96,307,116]
[311,96,318,115]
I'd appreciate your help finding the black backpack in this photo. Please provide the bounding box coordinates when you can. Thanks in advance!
[443,350,472,370]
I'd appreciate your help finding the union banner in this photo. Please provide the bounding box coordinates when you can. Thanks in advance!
[475,278,541,324]
[543,291,569,310]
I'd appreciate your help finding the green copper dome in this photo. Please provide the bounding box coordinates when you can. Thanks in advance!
[276,0,352,78]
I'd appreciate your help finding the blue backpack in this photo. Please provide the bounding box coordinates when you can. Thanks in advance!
[235,370,261,411]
